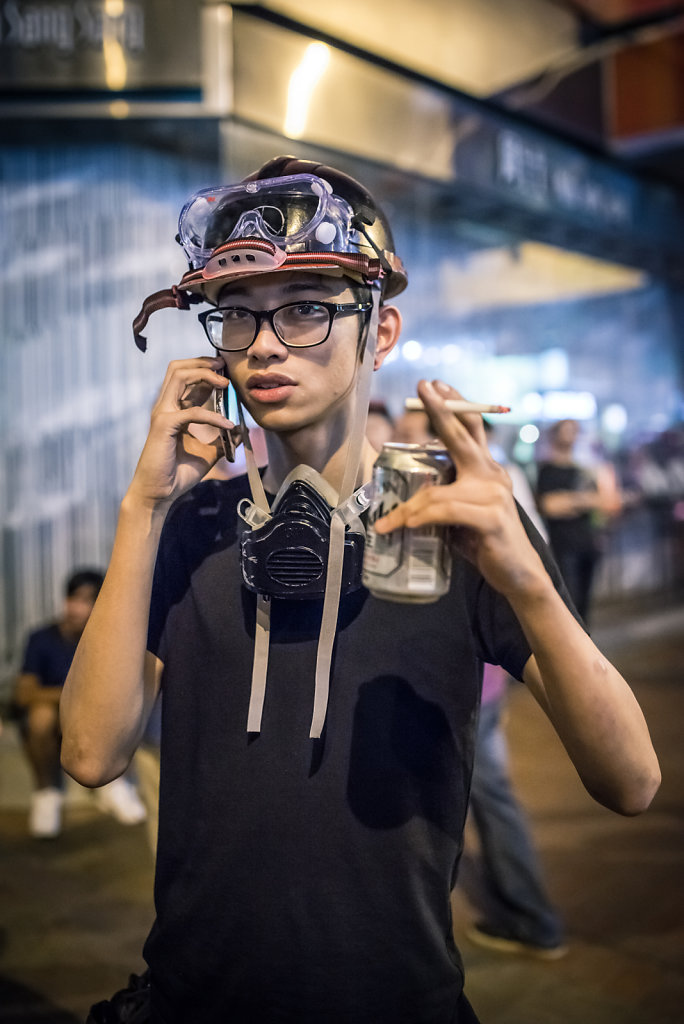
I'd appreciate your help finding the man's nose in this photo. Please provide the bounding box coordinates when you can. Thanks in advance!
[248,317,288,359]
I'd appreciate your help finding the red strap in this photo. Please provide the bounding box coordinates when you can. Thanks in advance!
[277,252,384,281]
[132,252,386,351]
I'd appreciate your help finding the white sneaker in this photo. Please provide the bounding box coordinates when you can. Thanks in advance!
[29,787,63,838]
[95,777,147,825]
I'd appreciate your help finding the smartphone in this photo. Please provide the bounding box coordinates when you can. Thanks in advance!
[213,368,237,463]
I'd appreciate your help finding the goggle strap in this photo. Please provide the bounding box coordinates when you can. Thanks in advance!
[309,290,380,739]
[198,249,385,283]
[279,252,383,279]
[210,237,283,260]
[353,220,392,275]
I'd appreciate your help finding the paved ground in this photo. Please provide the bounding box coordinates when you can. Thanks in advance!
[0,596,682,1023]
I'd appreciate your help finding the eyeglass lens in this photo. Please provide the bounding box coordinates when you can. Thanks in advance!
[205,302,332,350]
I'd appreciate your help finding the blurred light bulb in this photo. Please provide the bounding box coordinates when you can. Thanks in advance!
[402,340,423,362]
[519,424,540,444]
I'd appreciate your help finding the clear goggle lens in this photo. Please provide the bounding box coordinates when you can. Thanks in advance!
[178,174,355,268]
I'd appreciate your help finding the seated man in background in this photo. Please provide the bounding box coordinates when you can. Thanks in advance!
[14,568,146,838]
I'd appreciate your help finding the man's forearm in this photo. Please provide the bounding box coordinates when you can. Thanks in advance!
[511,577,660,816]
[60,497,166,787]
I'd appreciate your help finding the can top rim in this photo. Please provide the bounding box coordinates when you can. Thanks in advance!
[381,442,448,452]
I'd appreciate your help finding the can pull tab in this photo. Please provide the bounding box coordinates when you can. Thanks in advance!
[334,481,375,526]
[238,498,272,530]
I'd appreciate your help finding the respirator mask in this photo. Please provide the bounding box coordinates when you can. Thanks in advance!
[238,465,369,600]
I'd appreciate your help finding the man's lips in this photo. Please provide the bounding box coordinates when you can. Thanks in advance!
[246,374,297,403]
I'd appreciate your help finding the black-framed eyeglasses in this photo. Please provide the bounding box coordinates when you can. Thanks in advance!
[198,300,372,352]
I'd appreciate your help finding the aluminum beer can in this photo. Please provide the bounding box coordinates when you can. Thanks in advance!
[363,442,455,603]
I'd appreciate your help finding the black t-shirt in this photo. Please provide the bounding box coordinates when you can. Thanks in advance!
[536,461,599,556]
[21,622,77,688]
[144,475,562,1024]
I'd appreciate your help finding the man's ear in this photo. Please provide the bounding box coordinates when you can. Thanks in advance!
[374,304,402,370]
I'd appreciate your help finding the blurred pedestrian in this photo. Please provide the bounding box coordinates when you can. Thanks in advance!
[13,568,146,838]
[392,407,433,445]
[466,664,567,959]
[390,413,570,956]
[366,399,395,451]
[536,419,621,624]
[465,422,566,959]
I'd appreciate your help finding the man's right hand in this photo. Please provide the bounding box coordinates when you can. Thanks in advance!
[125,356,234,513]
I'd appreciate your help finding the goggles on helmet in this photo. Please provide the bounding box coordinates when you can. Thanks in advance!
[178,174,358,270]
[132,172,405,351]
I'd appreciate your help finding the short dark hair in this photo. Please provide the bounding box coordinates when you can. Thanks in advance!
[65,569,105,597]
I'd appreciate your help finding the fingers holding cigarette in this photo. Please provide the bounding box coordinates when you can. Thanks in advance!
[410,379,505,460]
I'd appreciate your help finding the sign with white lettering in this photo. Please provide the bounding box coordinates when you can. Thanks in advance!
[495,128,636,228]
[0,0,201,90]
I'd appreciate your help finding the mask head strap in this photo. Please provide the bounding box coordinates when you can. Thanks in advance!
[231,393,273,735]
[310,288,379,737]
[240,287,381,738]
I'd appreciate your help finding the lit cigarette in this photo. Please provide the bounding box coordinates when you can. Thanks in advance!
[405,397,511,414]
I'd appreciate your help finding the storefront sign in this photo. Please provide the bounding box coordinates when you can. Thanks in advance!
[495,128,635,228]
[0,0,201,90]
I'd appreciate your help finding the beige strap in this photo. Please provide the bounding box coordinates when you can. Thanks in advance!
[236,396,270,514]
[247,593,272,733]
[236,394,273,733]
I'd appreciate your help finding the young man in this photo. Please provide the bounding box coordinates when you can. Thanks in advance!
[60,157,660,1024]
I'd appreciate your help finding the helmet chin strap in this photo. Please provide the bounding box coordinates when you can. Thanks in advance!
[237,289,381,737]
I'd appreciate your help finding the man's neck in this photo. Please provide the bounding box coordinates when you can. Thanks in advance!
[59,620,84,642]
[261,422,377,497]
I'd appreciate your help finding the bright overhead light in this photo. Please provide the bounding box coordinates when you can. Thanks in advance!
[602,403,628,434]
[109,100,130,119]
[103,38,127,90]
[442,344,462,363]
[284,42,330,139]
[401,340,423,362]
[543,391,597,420]
[521,391,544,416]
